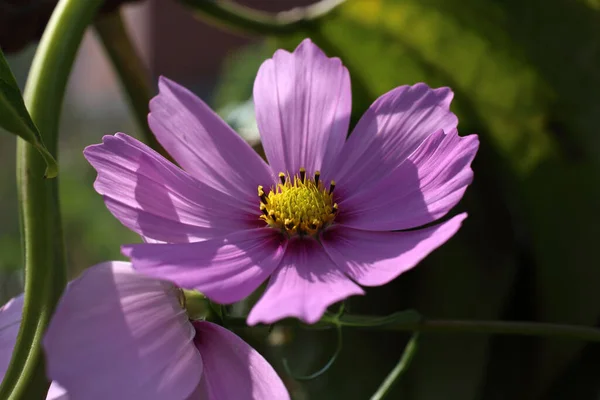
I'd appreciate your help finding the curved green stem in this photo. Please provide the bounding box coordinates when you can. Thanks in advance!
[335,316,600,341]
[370,333,420,400]
[182,0,345,35]
[226,314,600,342]
[283,324,343,381]
[94,11,172,160]
[0,0,102,398]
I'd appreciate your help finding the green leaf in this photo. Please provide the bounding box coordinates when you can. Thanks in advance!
[0,48,57,178]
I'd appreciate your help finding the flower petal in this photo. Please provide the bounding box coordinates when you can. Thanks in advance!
[0,295,68,400]
[123,228,286,304]
[149,76,274,197]
[247,239,364,325]
[85,133,260,243]
[0,295,23,381]
[44,262,202,400]
[322,213,468,287]
[254,38,351,182]
[339,129,478,231]
[333,84,458,198]
[46,383,68,400]
[189,321,289,400]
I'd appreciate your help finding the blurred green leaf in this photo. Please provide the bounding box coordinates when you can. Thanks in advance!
[0,48,57,178]
[214,41,278,110]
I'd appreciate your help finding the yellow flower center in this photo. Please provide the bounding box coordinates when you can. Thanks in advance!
[258,168,338,237]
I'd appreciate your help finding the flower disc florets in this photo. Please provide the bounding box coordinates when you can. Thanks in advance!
[259,168,338,237]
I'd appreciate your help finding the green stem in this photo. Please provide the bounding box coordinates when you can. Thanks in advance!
[370,333,420,400]
[0,0,102,398]
[226,314,600,342]
[182,0,345,35]
[94,11,172,160]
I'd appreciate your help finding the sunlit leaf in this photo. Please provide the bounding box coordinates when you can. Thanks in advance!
[0,48,57,178]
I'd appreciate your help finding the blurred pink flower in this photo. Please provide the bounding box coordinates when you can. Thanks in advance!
[43,262,289,400]
[0,295,67,400]
[85,39,478,325]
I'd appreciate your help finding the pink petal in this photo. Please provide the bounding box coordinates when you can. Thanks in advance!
[339,129,478,231]
[149,76,274,198]
[333,84,458,199]
[44,262,202,400]
[322,213,468,286]
[254,39,351,182]
[0,295,23,381]
[46,383,68,400]
[0,296,67,400]
[123,228,286,304]
[85,133,260,243]
[247,239,364,325]
[189,321,289,400]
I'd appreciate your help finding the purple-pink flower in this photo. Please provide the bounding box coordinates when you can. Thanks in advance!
[85,39,478,325]
[0,296,67,400]
[43,262,289,400]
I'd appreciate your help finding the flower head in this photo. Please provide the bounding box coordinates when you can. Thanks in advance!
[43,262,289,400]
[85,39,478,325]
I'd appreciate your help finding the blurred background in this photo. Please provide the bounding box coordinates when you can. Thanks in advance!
[2,0,600,399]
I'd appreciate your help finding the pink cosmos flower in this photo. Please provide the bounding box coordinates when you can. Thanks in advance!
[0,295,67,400]
[43,262,289,400]
[84,39,478,325]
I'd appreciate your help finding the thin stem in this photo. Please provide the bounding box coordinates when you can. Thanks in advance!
[340,317,600,341]
[0,0,102,398]
[182,0,345,36]
[225,315,600,342]
[283,324,343,381]
[94,11,172,160]
[370,333,420,400]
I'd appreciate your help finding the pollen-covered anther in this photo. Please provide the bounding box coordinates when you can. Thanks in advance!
[258,185,268,205]
[258,168,338,237]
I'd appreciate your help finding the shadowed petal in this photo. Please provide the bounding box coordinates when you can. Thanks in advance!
[334,84,458,198]
[0,295,23,381]
[85,133,260,243]
[189,321,289,400]
[0,295,67,399]
[44,262,202,400]
[323,213,468,286]
[123,228,286,304]
[247,239,364,325]
[149,76,274,197]
[254,38,351,182]
[340,129,478,231]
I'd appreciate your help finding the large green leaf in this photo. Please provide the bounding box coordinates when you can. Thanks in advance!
[0,48,57,178]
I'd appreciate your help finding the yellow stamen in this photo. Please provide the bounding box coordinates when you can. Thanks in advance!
[258,168,337,237]
[258,186,268,205]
